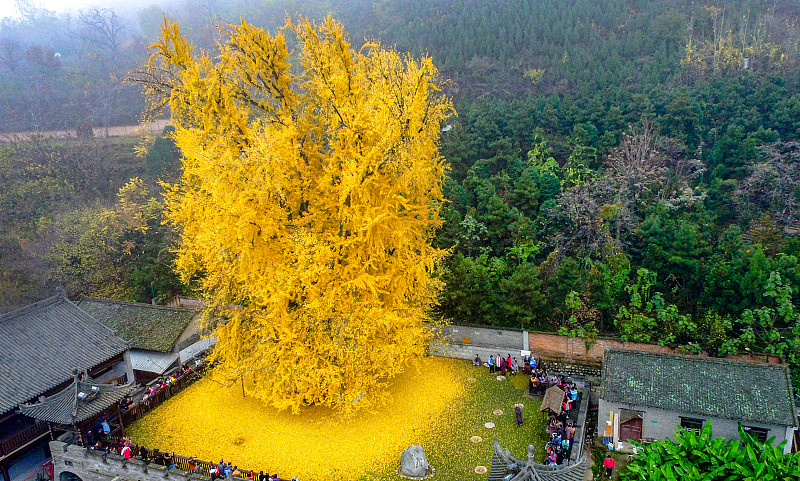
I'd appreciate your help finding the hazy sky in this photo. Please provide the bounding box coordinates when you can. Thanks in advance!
[1,1,97,19]
[0,1,141,20]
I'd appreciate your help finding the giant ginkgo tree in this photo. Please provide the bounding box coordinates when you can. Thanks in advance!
[131,17,452,411]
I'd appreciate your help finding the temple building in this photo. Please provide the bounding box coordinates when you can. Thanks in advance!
[76,298,203,385]
[599,349,798,454]
[0,293,132,481]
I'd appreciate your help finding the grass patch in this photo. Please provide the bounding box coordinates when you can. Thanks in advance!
[127,357,547,481]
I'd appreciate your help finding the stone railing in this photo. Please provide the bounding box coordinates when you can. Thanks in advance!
[52,441,273,481]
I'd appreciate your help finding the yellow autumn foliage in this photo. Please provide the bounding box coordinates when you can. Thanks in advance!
[129,357,464,480]
[126,358,547,481]
[134,17,452,411]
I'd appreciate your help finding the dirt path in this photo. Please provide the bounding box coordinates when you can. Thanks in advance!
[0,119,171,142]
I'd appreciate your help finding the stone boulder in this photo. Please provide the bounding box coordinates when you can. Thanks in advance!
[400,445,429,477]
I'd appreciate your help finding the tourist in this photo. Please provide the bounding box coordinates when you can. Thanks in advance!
[224,462,233,478]
[209,466,221,481]
[564,436,573,461]
[257,471,268,481]
[530,355,537,371]
[515,404,523,426]
[218,460,226,475]
[164,453,176,470]
[473,354,481,366]
[488,355,495,373]
[120,443,132,459]
[246,471,254,480]
[101,418,111,435]
[511,357,519,375]
[602,454,615,478]
[500,356,507,375]
[561,437,571,462]
[232,466,242,478]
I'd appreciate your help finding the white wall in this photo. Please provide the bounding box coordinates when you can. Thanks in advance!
[598,399,795,453]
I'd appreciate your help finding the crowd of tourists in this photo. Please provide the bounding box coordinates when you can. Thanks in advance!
[139,361,200,403]
[472,353,581,467]
[545,420,576,465]
[472,353,524,375]
[210,460,298,481]
[83,356,306,481]
[90,439,299,481]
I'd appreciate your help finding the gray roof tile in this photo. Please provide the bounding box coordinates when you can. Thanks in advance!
[489,439,588,481]
[77,298,196,353]
[19,378,133,424]
[0,295,129,415]
[601,350,797,427]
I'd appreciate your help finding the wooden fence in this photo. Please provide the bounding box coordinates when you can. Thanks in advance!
[121,364,207,427]
[102,360,275,478]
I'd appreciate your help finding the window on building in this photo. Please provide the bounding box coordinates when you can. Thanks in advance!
[741,426,769,443]
[679,417,704,434]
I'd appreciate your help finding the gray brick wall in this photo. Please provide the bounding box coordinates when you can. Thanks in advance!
[439,325,524,350]
[52,441,205,481]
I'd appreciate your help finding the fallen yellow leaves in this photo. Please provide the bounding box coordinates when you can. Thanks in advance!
[127,358,549,481]
[128,357,464,480]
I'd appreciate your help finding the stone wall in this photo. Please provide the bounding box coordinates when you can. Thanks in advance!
[51,441,205,481]
[439,325,525,350]
[431,344,527,363]
[537,360,601,379]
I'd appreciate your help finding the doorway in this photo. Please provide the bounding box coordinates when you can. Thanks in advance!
[619,409,644,442]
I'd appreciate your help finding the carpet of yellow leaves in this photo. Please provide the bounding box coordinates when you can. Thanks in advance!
[127,357,547,481]
[128,357,466,480]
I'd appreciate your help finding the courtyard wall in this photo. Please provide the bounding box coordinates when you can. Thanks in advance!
[434,325,782,369]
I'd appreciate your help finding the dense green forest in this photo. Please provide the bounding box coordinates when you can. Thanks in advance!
[2,0,800,391]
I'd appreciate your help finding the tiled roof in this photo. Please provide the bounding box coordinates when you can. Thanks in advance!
[488,439,588,481]
[130,349,179,374]
[19,377,133,424]
[0,295,130,415]
[601,350,797,427]
[540,385,565,415]
[77,298,196,353]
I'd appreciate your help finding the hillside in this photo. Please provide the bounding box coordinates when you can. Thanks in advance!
[2,0,800,392]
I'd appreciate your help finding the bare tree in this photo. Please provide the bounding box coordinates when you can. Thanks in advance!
[606,121,705,209]
[737,141,800,230]
[78,8,125,53]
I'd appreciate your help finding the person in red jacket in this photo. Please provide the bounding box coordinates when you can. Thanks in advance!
[602,454,615,478]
